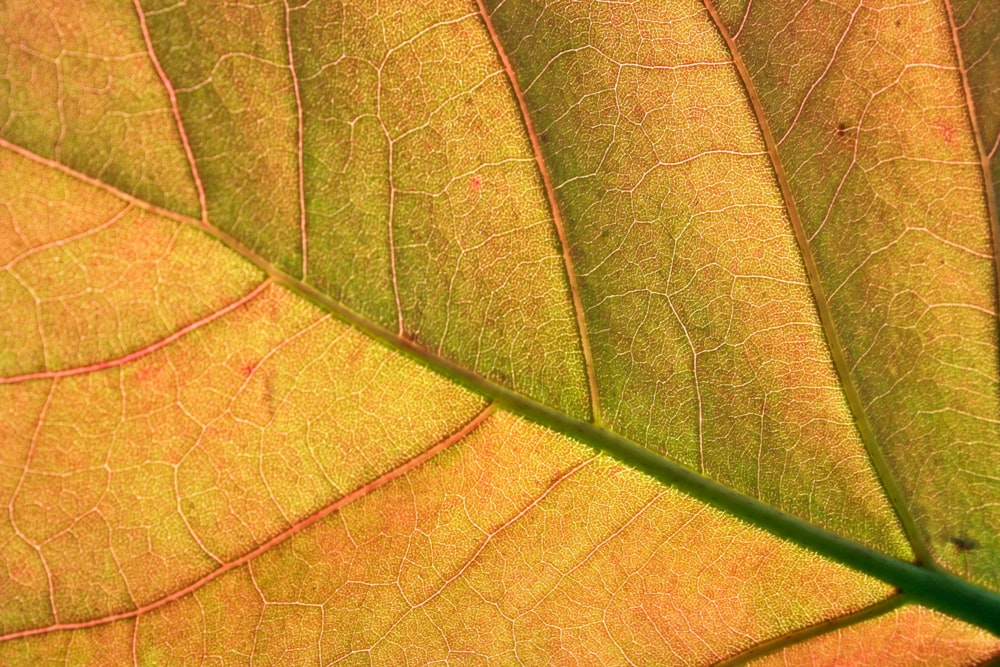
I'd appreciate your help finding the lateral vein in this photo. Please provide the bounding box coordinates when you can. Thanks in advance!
[700,0,933,565]
[473,0,603,425]
[0,404,496,643]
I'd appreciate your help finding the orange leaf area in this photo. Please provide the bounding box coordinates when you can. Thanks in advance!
[2,0,1000,661]
[2,410,890,664]
[0,284,486,635]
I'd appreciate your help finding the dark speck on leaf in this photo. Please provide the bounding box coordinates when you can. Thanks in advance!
[950,536,979,552]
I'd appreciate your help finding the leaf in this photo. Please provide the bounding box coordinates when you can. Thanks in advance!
[0,0,998,663]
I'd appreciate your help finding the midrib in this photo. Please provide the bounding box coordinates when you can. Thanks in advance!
[275,256,1000,636]
[171,201,1000,635]
[3,135,1000,635]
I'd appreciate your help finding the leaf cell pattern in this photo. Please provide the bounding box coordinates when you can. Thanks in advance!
[0,0,998,664]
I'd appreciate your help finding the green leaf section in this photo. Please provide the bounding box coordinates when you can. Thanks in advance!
[136,0,304,276]
[481,0,912,562]
[949,0,999,241]
[129,0,917,561]
[294,1,596,419]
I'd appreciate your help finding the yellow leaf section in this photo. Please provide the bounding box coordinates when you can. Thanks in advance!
[0,0,200,218]
[750,605,1000,666]
[0,147,261,377]
[713,0,1000,588]
[284,0,592,419]
[482,0,909,557]
[21,412,898,665]
[0,282,485,635]
[137,0,304,276]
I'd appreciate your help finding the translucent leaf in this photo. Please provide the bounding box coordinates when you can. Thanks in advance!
[1,0,998,663]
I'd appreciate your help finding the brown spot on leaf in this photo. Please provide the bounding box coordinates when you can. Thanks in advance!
[933,120,958,146]
[133,364,159,384]
[949,536,979,552]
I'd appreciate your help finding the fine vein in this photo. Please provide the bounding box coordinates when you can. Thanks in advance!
[281,0,309,280]
[700,0,932,565]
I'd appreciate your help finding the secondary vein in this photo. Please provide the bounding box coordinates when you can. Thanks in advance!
[714,594,907,666]
[132,0,208,225]
[0,404,496,643]
[942,0,1000,396]
[473,0,603,425]
[700,0,933,566]
[281,0,309,280]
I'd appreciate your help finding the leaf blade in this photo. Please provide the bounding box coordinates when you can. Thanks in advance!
[2,0,1000,661]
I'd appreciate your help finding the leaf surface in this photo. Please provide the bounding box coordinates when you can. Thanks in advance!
[0,0,999,664]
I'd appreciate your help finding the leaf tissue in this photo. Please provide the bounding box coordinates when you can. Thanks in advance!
[0,0,998,664]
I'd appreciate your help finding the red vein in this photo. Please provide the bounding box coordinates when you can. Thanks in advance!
[282,0,308,280]
[132,0,208,224]
[0,404,495,643]
[473,0,602,425]
[360,451,594,658]
[0,281,270,385]
[713,594,907,666]
[701,0,932,564]
[942,0,1000,353]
